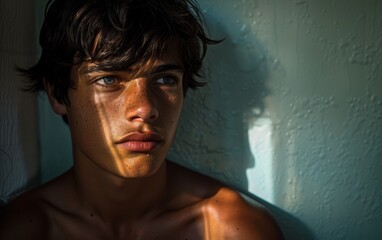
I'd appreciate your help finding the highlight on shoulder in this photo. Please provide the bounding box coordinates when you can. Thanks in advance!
[166,162,284,239]
[202,187,284,239]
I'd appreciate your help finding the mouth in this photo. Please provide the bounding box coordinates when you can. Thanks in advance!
[115,132,164,152]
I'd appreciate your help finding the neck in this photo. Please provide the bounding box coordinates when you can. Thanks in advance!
[70,156,168,222]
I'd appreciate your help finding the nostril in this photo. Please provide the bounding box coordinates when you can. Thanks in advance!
[127,105,159,122]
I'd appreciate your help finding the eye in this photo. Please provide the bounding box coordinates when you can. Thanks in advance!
[96,76,118,86]
[155,76,177,85]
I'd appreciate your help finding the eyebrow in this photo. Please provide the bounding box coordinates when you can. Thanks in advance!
[81,64,184,75]
[79,65,108,76]
[150,64,184,74]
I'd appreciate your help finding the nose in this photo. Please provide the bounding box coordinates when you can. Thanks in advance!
[125,79,159,122]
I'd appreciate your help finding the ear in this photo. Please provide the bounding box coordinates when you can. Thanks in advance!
[43,79,68,115]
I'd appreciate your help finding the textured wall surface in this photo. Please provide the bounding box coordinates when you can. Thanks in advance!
[0,0,39,204]
[169,0,382,239]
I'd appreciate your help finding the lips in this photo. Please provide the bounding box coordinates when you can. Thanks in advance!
[115,132,163,152]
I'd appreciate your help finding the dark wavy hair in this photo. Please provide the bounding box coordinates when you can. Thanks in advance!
[19,0,220,105]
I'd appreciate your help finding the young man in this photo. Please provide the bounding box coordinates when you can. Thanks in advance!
[0,0,283,239]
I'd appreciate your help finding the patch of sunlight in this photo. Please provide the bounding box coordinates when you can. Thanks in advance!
[246,117,274,204]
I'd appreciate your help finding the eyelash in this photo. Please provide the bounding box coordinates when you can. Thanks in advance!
[155,76,178,85]
[93,74,180,89]
[95,76,120,88]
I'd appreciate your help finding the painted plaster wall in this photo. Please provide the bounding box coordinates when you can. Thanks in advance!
[168,0,382,239]
[0,0,39,204]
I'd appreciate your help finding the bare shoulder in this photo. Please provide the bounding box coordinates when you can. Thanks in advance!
[166,162,284,239]
[0,172,71,240]
[166,161,223,199]
[0,190,50,240]
[205,187,284,239]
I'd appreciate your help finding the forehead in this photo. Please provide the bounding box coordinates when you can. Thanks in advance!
[149,41,183,68]
[77,39,183,74]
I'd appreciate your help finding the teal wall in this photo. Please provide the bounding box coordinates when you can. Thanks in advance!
[37,0,382,239]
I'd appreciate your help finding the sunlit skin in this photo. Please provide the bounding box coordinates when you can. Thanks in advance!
[0,45,284,239]
[66,56,184,179]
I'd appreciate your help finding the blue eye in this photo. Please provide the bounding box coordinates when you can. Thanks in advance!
[97,76,118,86]
[156,76,176,85]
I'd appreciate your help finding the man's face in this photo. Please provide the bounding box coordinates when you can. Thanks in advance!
[63,47,184,178]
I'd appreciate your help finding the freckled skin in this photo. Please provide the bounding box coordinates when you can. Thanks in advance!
[66,55,183,178]
[0,46,284,240]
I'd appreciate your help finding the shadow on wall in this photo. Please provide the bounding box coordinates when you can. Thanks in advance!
[170,17,268,189]
[169,14,315,240]
[246,192,316,240]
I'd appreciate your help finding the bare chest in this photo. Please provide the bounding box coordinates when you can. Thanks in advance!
[48,209,204,240]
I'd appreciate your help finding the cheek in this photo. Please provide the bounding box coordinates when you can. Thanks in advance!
[68,98,106,135]
[166,96,183,125]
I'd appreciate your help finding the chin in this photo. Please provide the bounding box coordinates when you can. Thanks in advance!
[111,155,165,179]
